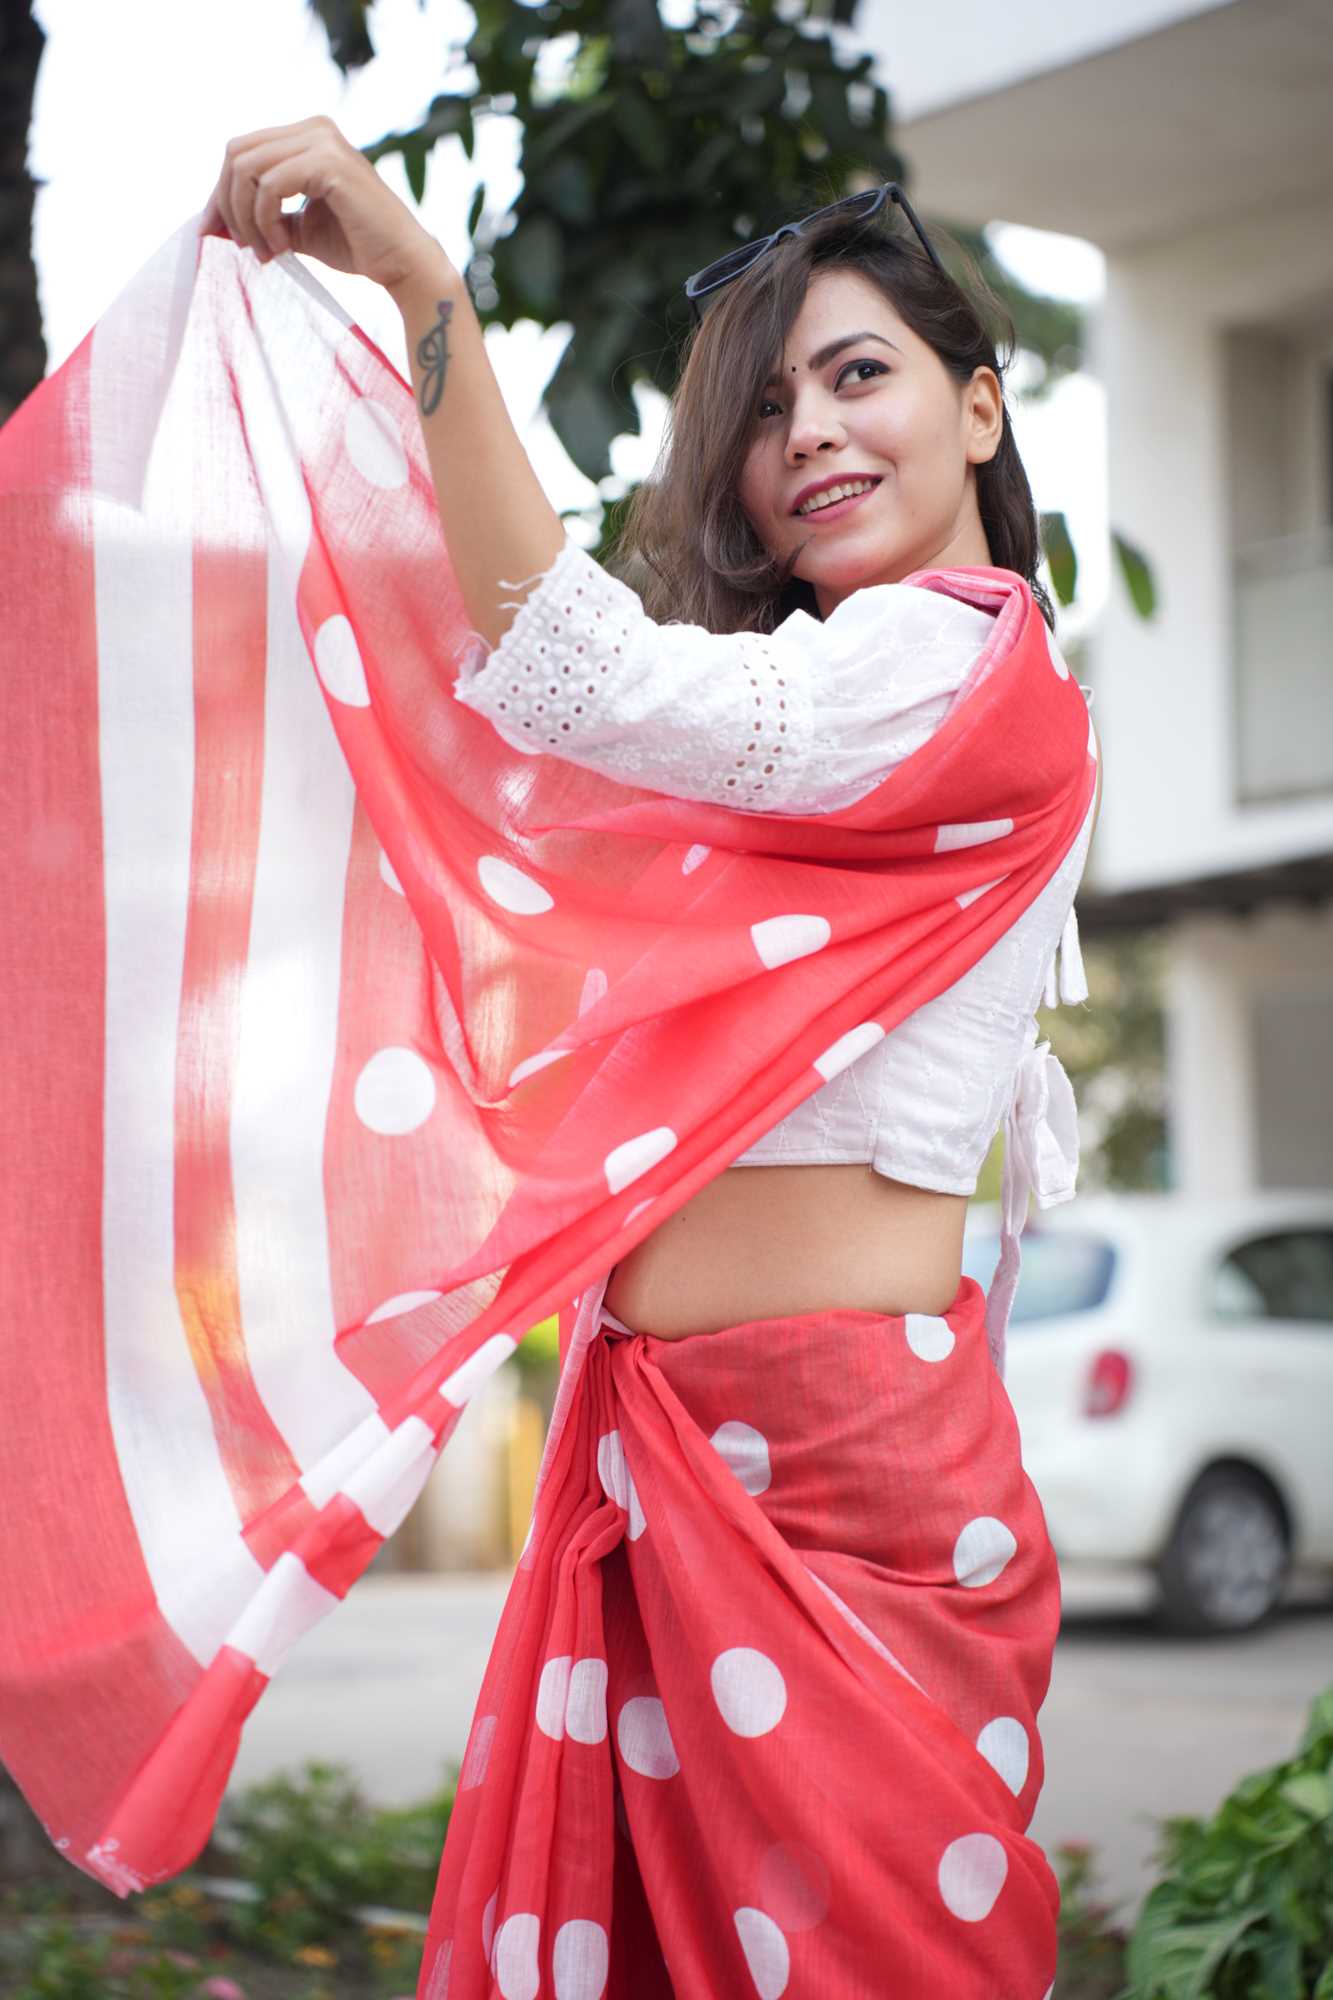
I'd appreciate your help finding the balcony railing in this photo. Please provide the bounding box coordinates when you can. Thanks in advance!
[1233,530,1333,803]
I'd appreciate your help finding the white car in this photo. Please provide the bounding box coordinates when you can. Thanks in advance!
[961,1190,1333,1634]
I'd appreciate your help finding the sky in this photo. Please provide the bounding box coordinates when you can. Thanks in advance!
[29,0,1110,625]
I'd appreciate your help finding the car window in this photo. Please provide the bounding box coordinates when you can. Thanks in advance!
[1211,1230,1333,1323]
[960,1232,1116,1324]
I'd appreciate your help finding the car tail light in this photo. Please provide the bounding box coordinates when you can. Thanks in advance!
[1083,1349,1134,1418]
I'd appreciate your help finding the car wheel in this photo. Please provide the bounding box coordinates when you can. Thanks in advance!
[1155,1467,1290,1635]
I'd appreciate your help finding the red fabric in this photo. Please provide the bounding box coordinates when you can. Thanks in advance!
[423,1279,1060,1998]
[0,218,1093,1899]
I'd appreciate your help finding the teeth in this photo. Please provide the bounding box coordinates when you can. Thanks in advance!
[797,478,875,516]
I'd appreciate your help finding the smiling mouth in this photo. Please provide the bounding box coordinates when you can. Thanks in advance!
[792,478,882,524]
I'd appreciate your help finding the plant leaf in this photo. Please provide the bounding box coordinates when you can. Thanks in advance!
[1040,509,1078,606]
[1112,529,1156,618]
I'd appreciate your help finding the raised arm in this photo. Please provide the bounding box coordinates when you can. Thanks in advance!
[199,115,566,646]
[386,252,567,647]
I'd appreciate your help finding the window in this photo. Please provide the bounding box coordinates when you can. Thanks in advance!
[961,1231,1116,1324]
[1211,1230,1333,1323]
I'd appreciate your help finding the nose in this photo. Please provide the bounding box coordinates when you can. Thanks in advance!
[784,410,844,468]
[784,392,846,466]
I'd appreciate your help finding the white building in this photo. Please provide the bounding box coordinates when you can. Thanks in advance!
[878,0,1333,1195]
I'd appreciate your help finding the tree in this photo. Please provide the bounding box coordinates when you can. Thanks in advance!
[359,0,1153,612]
[2,0,1151,613]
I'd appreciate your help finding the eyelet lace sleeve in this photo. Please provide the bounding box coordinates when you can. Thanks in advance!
[451,539,998,814]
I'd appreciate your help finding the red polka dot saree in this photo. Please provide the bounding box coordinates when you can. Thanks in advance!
[0,219,1093,1985]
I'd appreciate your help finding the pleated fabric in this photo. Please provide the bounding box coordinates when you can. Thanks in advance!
[420,1275,1060,1999]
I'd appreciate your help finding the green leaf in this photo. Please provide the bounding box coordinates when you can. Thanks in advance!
[1280,1772,1332,1822]
[1299,1686,1333,1758]
[1040,509,1078,606]
[508,215,564,316]
[1313,1950,1333,1997]
[545,362,628,483]
[403,140,427,205]
[1112,529,1156,619]
[467,182,486,238]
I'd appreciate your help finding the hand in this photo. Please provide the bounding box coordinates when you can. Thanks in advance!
[198,114,448,296]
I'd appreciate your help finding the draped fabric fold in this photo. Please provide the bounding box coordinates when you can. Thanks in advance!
[421,1280,1062,1998]
[0,218,1095,1896]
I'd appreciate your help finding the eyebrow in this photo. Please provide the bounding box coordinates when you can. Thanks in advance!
[763,330,901,389]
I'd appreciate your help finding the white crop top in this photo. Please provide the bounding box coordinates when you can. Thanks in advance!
[452,539,1095,1202]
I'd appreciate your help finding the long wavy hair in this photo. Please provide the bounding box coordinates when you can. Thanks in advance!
[608,202,1055,634]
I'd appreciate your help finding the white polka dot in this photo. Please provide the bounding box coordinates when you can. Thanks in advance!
[313,614,370,706]
[976,1716,1030,1795]
[813,1021,884,1080]
[422,1937,452,1999]
[905,1313,955,1362]
[750,913,832,970]
[710,1648,787,1737]
[354,1046,436,1134]
[956,877,1005,910]
[553,1917,609,1999]
[578,967,608,1014]
[1046,634,1071,679]
[365,1287,441,1324]
[604,1126,677,1194]
[439,1333,518,1407]
[756,1841,831,1931]
[617,1696,679,1778]
[935,818,1014,851]
[938,1833,1008,1920]
[494,1911,540,1999]
[566,1658,609,1744]
[626,1462,646,1540]
[482,1888,497,1961]
[597,1431,646,1539]
[536,1654,572,1740]
[682,843,711,875]
[733,1906,789,1998]
[624,1197,655,1226]
[709,1420,772,1496]
[597,1430,628,1509]
[953,1516,1018,1588]
[508,1047,569,1087]
[345,395,408,488]
[477,855,554,915]
[459,1713,496,1790]
[378,848,404,895]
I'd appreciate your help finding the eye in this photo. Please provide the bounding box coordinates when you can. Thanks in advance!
[756,358,889,420]
[836,358,888,389]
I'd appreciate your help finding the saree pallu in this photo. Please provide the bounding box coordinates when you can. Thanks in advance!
[419,1274,1060,1999]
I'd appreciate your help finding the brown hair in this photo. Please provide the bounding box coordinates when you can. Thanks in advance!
[608,202,1056,633]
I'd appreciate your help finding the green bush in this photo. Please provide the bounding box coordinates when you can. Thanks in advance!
[215,1759,455,1962]
[1121,1683,1333,1998]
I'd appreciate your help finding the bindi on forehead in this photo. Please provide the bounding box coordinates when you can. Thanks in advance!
[764,329,901,390]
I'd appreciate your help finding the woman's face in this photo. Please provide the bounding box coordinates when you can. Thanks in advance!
[737,266,1004,618]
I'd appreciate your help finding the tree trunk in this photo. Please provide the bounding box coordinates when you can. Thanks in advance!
[0,0,47,424]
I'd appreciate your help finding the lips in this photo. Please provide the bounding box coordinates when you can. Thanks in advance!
[791,478,882,524]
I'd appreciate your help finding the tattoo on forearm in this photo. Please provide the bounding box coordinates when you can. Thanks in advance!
[416,300,453,417]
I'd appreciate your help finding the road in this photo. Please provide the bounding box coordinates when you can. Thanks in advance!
[226,1564,1332,1927]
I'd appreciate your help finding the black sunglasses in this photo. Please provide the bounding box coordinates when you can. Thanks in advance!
[683,184,945,327]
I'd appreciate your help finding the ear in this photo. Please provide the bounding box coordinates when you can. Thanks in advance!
[963,366,1004,467]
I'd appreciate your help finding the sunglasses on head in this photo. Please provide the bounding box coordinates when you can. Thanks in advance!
[683,184,945,327]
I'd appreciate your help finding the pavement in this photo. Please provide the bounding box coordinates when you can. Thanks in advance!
[226,1562,1333,1927]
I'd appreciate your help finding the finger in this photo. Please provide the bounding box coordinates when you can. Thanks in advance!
[227,139,307,257]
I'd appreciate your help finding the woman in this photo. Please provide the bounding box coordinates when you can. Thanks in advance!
[0,118,1096,1998]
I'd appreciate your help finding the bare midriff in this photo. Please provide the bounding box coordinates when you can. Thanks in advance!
[601,1163,968,1341]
